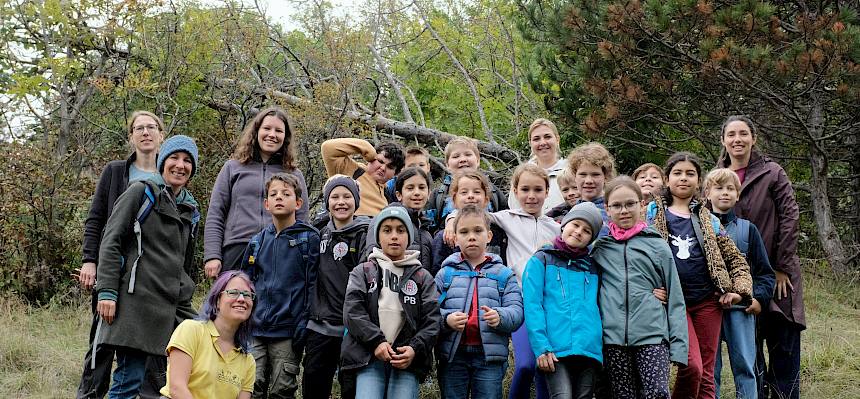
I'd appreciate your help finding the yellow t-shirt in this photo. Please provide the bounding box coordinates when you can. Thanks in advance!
[160,320,255,399]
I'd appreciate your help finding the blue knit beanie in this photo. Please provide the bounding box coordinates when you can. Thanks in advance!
[370,205,415,245]
[158,135,199,178]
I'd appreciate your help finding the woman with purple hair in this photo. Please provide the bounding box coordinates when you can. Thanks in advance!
[159,271,257,399]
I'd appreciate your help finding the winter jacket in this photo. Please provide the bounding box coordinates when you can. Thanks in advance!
[718,151,805,327]
[522,246,602,363]
[508,158,569,214]
[430,225,508,276]
[591,227,688,364]
[204,155,310,262]
[94,181,198,356]
[321,138,388,216]
[425,174,508,234]
[341,250,440,379]
[716,211,776,308]
[436,253,523,363]
[489,209,559,284]
[363,203,434,272]
[241,221,320,339]
[310,216,371,332]
[647,196,753,301]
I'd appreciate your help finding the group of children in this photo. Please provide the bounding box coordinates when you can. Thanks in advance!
[216,135,775,399]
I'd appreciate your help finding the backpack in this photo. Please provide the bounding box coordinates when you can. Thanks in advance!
[726,218,751,257]
[437,265,513,304]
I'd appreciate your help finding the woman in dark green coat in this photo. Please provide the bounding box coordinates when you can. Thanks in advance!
[94,135,200,399]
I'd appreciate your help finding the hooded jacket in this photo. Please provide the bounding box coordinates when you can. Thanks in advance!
[436,252,523,363]
[489,209,559,284]
[591,227,688,364]
[363,203,434,272]
[341,249,440,379]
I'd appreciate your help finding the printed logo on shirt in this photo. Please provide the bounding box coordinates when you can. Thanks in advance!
[217,368,242,388]
[383,269,401,293]
[320,239,328,253]
[402,279,418,296]
[333,242,349,261]
[670,234,695,260]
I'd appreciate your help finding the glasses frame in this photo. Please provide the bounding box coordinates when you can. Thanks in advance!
[221,289,256,301]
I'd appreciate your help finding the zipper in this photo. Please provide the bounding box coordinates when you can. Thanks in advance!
[260,163,267,230]
[557,268,566,299]
[624,240,629,346]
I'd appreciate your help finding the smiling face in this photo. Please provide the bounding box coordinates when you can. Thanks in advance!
[217,276,254,324]
[667,161,700,201]
[559,180,580,205]
[327,186,356,225]
[606,186,642,229]
[635,167,664,198]
[455,214,492,263]
[162,151,193,192]
[574,162,606,202]
[562,219,593,249]
[529,125,559,164]
[706,182,739,214]
[514,171,548,216]
[452,177,489,209]
[378,218,409,260]
[446,146,479,173]
[396,174,430,211]
[265,180,300,218]
[722,120,756,161]
[366,152,397,184]
[129,115,163,154]
[257,115,286,159]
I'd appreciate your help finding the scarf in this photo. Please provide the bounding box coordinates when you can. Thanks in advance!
[552,236,589,257]
[608,220,648,241]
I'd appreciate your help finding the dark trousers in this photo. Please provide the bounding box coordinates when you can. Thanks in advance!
[757,313,802,399]
[221,242,249,272]
[301,330,355,399]
[542,355,599,399]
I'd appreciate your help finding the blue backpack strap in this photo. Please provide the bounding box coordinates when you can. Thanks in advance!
[128,183,156,294]
[735,219,751,256]
[485,267,513,297]
[438,267,479,303]
[246,232,264,281]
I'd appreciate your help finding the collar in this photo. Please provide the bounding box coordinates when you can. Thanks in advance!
[203,320,242,358]
[713,209,737,225]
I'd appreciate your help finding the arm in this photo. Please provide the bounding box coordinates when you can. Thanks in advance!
[166,348,194,399]
[434,269,459,333]
[771,166,801,275]
[292,168,310,222]
[408,270,441,355]
[301,232,321,333]
[659,243,688,365]
[749,225,775,308]
[522,255,552,357]
[343,266,386,348]
[716,232,753,300]
[493,267,523,334]
[95,183,143,303]
[320,138,375,177]
[82,163,117,264]
[203,162,233,275]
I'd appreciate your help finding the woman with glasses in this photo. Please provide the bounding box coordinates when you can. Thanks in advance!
[159,271,257,399]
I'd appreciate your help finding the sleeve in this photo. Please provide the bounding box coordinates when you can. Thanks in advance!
[435,268,456,333]
[242,354,256,392]
[749,224,775,307]
[771,167,801,275]
[293,168,310,222]
[430,231,450,276]
[320,138,375,178]
[494,183,509,211]
[165,320,199,358]
[94,183,143,301]
[660,243,689,365]
[203,162,233,262]
[716,232,753,300]
[82,164,116,263]
[343,265,386,349]
[409,270,441,354]
[238,238,256,280]
[301,231,321,332]
[494,267,523,334]
[522,255,552,357]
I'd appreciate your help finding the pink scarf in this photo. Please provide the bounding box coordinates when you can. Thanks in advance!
[608,220,648,241]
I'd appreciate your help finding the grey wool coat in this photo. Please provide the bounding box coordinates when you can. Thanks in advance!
[94,181,197,356]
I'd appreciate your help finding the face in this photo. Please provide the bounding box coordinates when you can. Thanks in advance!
[559,180,580,205]
[706,182,739,213]
[405,154,431,174]
[265,180,301,217]
[562,219,593,249]
[446,146,479,173]
[130,115,163,153]
[162,152,193,190]
[217,277,253,323]
[396,174,430,211]
[529,125,559,161]
[327,186,356,224]
[378,218,409,260]
[722,121,756,159]
[452,177,489,209]
[667,161,700,200]
[574,162,606,201]
[635,167,664,198]
[257,115,286,158]
[366,152,397,184]
[514,172,548,216]
[606,186,642,229]
[455,214,492,261]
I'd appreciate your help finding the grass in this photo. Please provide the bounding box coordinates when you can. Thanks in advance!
[1,269,858,398]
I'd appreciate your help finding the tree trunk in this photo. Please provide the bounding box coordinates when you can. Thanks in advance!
[368,44,413,123]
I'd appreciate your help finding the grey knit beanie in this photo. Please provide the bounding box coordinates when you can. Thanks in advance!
[370,205,415,245]
[561,202,604,244]
[323,175,360,211]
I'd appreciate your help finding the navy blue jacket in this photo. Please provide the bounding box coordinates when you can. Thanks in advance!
[716,211,776,307]
[242,221,320,338]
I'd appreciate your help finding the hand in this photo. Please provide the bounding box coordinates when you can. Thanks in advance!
[204,259,222,279]
[373,341,395,362]
[774,270,794,300]
[443,218,456,247]
[536,352,559,372]
[652,287,667,304]
[97,300,116,324]
[390,346,415,369]
[745,298,762,315]
[481,305,500,328]
[719,292,742,308]
[446,312,468,331]
[74,262,97,290]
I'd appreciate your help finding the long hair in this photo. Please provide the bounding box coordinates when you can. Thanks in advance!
[198,271,256,353]
[717,115,758,164]
[232,107,297,169]
[660,152,703,206]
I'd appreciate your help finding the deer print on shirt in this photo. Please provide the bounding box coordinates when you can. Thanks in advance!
[670,234,695,259]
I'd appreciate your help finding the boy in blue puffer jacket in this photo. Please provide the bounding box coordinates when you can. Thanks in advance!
[436,205,523,399]
[241,173,320,399]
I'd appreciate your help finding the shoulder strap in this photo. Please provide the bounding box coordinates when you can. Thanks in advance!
[128,183,157,295]
[352,167,365,180]
[485,267,513,297]
[735,219,751,256]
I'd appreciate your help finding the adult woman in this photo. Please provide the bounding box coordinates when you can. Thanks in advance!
[509,118,568,213]
[77,111,165,399]
[717,115,805,399]
[160,271,256,399]
[94,135,200,399]
[204,106,309,278]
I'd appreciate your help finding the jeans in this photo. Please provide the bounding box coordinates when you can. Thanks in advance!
[509,324,549,399]
[107,348,148,399]
[542,355,599,399]
[251,337,301,399]
[437,345,507,399]
[355,359,419,399]
[715,307,758,399]
[301,330,355,399]
[673,298,723,399]
[757,313,802,399]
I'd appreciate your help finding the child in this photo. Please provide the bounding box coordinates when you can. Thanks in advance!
[321,138,405,216]
[545,168,579,222]
[436,205,524,399]
[590,176,688,398]
[645,153,753,399]
[385,147,432,203]
[632,162,665,201]
[704,169,775,399]
[241,173,320,399]
[341,206,441,399]
[393,167,434,271]
[568,142,616,238]
[302,175,369,399]
[522,202,604,399]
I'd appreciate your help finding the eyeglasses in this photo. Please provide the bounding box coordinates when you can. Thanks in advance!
[608,200,640,212]
[133,124,159,133]
[221,289,255,301]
